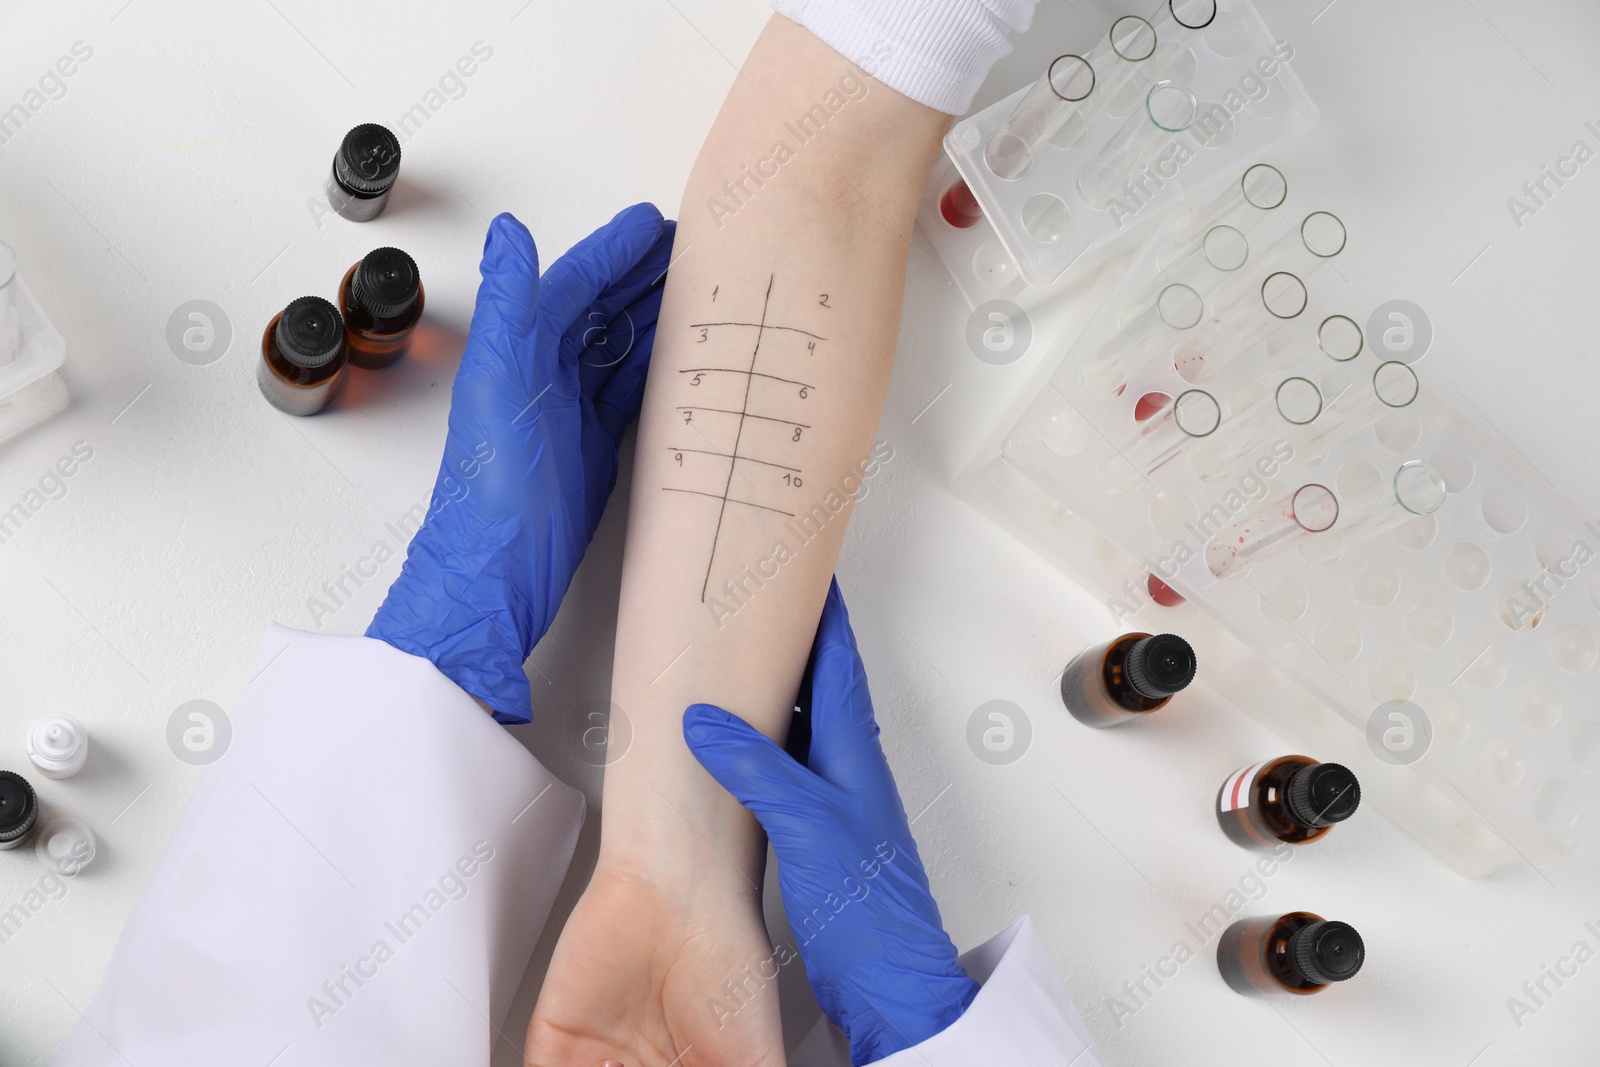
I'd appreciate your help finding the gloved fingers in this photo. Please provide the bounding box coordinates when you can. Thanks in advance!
[569,219,676,372]
[453,212,552,410]
[573,273,666,410]
[587,258,668,438]
[590,314,658,446]
[467,212,541,353]
[683,703,836,848]
[538,203,669,334]
[804,580,897,796]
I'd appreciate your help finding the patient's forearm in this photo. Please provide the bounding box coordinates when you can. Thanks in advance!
[600,15,948,878]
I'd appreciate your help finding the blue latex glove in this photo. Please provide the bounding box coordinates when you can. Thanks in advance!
[369,207,675,724]
[683,581,979,1065]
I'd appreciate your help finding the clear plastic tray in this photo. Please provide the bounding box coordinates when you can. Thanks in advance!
[920,0,1318,299]
[0,277,69,447]
[961,166,1599,875]
[1,276,68,399]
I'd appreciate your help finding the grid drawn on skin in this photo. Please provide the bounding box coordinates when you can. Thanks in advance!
[660,274,828,601]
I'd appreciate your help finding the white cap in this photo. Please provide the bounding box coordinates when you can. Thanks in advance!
[35,817,96,875]
[26,714,89,779]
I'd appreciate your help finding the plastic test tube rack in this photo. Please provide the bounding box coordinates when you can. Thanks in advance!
[959,167,1600,876]
[917,0,1318,308]
[0,245,69,445]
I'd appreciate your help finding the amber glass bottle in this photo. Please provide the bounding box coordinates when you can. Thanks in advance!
[258,296,347,416]
[1059,632,1196,727]
[340,247,424,369]
[325,123,402,223]
[1217,912,1365,997]
[1217,756,1360,850]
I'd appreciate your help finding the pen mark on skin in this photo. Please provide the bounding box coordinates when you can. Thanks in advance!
[663,275,828,601]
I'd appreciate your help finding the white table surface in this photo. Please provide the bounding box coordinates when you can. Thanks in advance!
[2,1,1598,1064]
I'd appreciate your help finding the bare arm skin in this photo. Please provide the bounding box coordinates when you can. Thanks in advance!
[529,16,949,1066]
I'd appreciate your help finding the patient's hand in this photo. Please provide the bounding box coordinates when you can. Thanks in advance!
[526,859,785,1067]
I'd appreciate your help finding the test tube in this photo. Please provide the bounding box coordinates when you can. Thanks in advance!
[1165,269,1305,384]
[1175,214,1343,373]
[1078,81,1198,210]
[1150,0,1219,44]
[1303,361,1422,449]
[939,179,986,228]
[1166,164,1288,256]
[1069,16,1158,136]
[1134,222,1251,312]
[1084,281,1205,393]
[1212,335,1403,471]
[1124,387,1223,474]
[1206,483,1339,579]
[1336,461,1448,546]
[1098,2,1214,120]
[982,54,1096,181]
[1245,211,1347,282]
[0,242,19,368]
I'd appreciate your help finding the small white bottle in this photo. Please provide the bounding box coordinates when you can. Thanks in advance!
[27,714,89,779]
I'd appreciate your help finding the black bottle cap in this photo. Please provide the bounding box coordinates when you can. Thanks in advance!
[333,124,402,195]
[1286,762,1361,827]
[275,297,345,369]
[353,247,421,318]
[1289,920,1364,984]
[0,771,39,844]
[1124,634,1197,699]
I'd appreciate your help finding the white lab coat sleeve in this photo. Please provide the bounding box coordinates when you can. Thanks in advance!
[52,624,586,1067]
[772,0,1039,115]
[789,915,1110,1067]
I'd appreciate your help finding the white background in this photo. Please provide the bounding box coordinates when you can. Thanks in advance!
[1,0,1597,1064]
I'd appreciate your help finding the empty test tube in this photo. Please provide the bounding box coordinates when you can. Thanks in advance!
[1070,16,1158,134]
[1085,281,1205,388]
[1150,0,1218,46]
[1124,387,1222,474]
[1335,460,1447,545]
[1166,163,1288,255]
[1096,2,1214,121]
[983,54,1095,181]
[1255,357,1417,458]
[1175,215,1346,377]
[1211,336,1402,474]
[1078,81,1198,210]
[0,242,18,368]
[1132,223,1251,312]
[1207,483,1339,579]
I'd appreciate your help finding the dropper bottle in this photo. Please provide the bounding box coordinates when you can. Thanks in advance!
[1217,912,1365,996]
[258,296,348,416]
[325,124,402,223]
[1217,756,1360,850]
[1059,632,1197,727]
[340,247,425,369]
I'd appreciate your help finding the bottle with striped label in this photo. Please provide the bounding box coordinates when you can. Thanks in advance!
[1216,755,1360,850]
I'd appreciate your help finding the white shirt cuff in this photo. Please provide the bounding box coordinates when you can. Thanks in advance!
[773,0,1040,114]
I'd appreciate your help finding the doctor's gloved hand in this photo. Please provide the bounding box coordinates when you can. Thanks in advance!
[368,207,675,724]
[684,581,980,1066]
